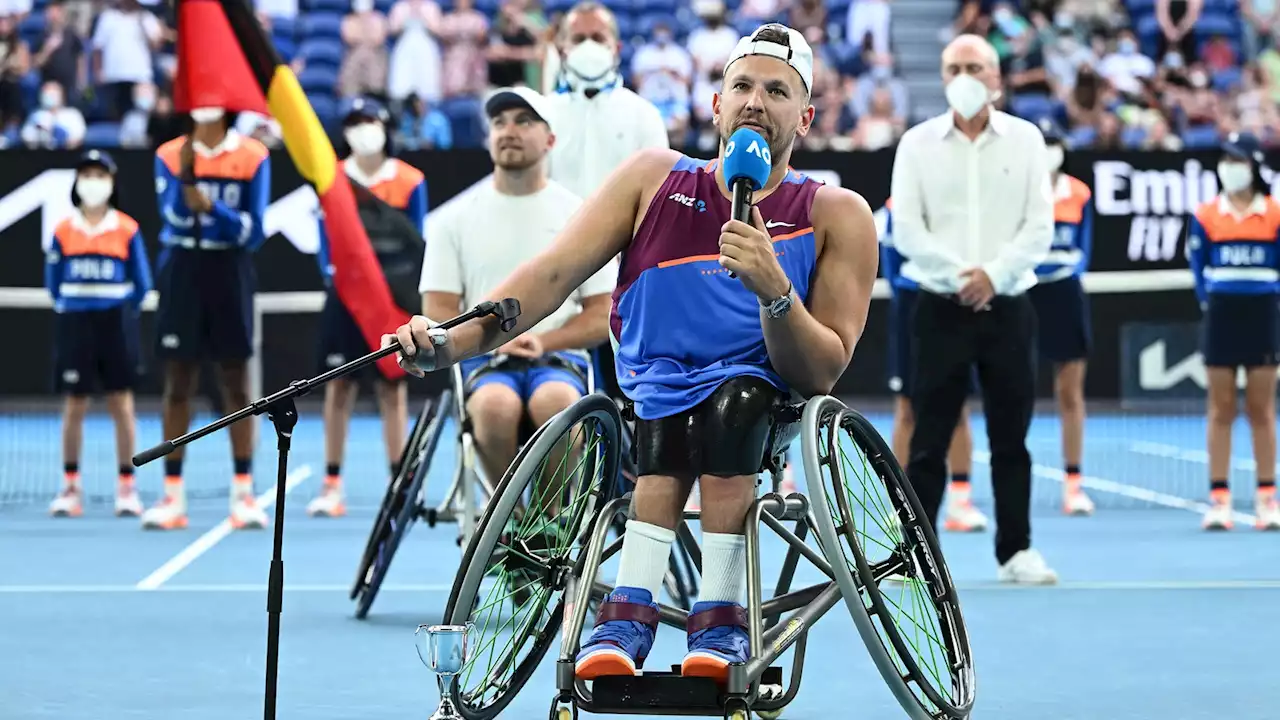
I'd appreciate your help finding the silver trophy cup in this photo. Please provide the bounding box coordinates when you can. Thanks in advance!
[415,623,474,720]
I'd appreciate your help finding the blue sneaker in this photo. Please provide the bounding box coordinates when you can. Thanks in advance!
[575,587,660,679]
[681,602,750,682]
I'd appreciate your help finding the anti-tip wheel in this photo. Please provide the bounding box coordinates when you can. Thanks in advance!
[756,709,785,720]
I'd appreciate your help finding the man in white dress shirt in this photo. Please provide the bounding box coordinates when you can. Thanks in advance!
[889,34,1058,585]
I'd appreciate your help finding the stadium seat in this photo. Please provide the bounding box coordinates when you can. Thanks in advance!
[638,0,677,12]
[1193,12,1239,40]
[308,94,339,126]
[303,0,351,13]
[1212,66,1243,92]
[439,96,485,149]
[271,17,297,40]
[1120,126,1147,148]
[83,123,122,149]
[298,12,345,40]
[826,0,853,16]
[17,13,45,48]
[275,37,298,63]
[298,66,339,95]
[1067,125,1097,148]
[297,38,346,68]
[544,0,575,13]
[1007,93,1059,124]
[1181,124,1221,148]
[636,12,680,38]
[474,0,501,15]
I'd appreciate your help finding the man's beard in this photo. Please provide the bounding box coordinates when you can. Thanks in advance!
[492,148,539,171]
[720,118,795,168]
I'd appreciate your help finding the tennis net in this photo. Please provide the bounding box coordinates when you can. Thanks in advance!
[1,269,1264,517]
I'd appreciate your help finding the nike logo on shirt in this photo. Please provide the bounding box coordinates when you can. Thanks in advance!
[765,220,795,229]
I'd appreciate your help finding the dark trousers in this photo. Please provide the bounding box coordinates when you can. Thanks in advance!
[906,291,1036,565]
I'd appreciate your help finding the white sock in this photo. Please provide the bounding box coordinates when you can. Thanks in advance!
[615,520,676,598]
[698,532,747,605]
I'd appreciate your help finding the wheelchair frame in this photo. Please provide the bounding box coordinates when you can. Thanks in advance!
[441,393,974,720]
[423,351,599,549]
[353,351,701,619]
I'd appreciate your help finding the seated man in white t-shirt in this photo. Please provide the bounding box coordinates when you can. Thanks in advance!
[419,86,617,486]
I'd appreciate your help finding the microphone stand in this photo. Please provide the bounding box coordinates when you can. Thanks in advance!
[132,299,522,720]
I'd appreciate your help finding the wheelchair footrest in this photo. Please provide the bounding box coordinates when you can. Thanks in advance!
[587,666,783,715]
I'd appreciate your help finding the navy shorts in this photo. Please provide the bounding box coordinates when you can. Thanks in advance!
[315,289,398,383]
[888,289,977,398]
[1027,275,1091,363]
[459,352,590,401]
[53,306,141,395]
[1201,293,1280,368]
[154,248,255,362]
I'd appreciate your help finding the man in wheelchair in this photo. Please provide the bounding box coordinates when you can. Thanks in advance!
[418,85,617,488]
[390,24,878,687]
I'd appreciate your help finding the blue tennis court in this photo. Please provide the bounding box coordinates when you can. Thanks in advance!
[1,406,1276,719]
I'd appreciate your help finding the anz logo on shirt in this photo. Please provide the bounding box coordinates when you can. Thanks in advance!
[668,192,706,213]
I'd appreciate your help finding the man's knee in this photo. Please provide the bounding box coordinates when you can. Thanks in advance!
[163,361,199,402]
[527,381,582,426]
[467,385,524,437]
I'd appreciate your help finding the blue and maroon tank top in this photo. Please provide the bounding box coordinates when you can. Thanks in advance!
[610,154,822,420]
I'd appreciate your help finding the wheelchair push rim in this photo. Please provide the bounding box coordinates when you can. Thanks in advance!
[442,393,622,720]
[803,396,975,720]
[351,389,453,619]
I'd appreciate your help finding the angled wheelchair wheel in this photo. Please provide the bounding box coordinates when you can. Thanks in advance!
[802,396,975,720]
[441,393,622,720]
[351,389,453,619]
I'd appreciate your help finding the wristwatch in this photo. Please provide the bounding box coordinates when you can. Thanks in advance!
[761,282,794,320]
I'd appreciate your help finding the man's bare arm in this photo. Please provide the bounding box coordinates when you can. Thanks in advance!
[761,186,879,396]
[423,291,463,322]
[538,293,612,352]
[404,148,679,370]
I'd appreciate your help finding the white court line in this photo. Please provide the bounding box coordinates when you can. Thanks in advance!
[134,466,312,591]
[3,580,1279,595]
[1129,440,1280,475]
[971,450,1259,525]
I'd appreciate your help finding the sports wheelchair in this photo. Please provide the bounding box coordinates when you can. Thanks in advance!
[350,351,702,619]
[435,393,975,720]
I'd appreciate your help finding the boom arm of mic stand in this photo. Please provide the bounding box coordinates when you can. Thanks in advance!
[132,298,522,467]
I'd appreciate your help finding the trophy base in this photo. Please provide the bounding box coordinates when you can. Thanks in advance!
[429,698,463,720]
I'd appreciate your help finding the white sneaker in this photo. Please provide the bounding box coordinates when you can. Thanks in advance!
[943,498,989,532]
[1063,488,1095,516]
[1202,492,1233,531]
[49,486,83,517]
[141,495,189,530]
[1255,491,1280,531]
[115,485,143,517]
[306,485,347,517]
[997,549,1058,585]
[230,491,269,530]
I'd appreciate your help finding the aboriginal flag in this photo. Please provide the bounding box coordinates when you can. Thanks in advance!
[172,0,409,380]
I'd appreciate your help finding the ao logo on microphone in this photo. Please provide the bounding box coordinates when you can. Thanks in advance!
[725,138,771,166]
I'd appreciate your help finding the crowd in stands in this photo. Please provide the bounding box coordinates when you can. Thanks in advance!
[0,0,1275,152]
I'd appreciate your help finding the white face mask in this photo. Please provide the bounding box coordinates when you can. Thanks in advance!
[564,40,617,89]
[191,106,225,124]
[1217,160,1253,194]
[76,177,114,208]
[1046,145,1064,171]
[944,73,991,121]
[345,123,386,156]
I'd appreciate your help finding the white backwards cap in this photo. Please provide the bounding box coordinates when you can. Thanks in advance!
[723,23,814,94]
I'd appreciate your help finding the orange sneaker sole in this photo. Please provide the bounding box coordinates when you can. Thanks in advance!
[680,654,730,683]
[576,651,637,680]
